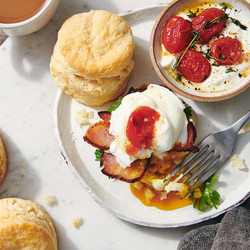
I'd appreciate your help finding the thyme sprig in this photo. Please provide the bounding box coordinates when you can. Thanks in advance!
[219,2,247,30]
[230,17,247,30]
[172,34,199,71]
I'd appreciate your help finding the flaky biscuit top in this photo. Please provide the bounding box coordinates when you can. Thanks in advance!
[58,10,135,76]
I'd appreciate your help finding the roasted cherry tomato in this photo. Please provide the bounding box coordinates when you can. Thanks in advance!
[162,16,193,53]
[192,8,227,44]
[211,37,242,65]
[177,50,211,83]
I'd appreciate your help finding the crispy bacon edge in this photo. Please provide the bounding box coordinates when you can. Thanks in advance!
[98,111,111,123]
[100,152,150,183]
[171,122,198,152]
[84,118,197,153]
[83,121,114,150]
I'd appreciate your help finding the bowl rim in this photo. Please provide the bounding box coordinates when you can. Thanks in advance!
[149,0,250,102]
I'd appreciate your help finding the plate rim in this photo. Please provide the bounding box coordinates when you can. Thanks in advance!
[53,5,250,228]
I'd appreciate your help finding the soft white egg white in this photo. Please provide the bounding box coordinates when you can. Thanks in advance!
[109,84,188,168]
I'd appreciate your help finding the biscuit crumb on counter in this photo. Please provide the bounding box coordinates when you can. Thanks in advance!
[71,131,77,143]
[244,124,250,132]
[230,154,247,170]
[20,159,27,169]
[44,195,57,207]
[75,108,94,126]
[20,163,27,169]
[72,217,83,229]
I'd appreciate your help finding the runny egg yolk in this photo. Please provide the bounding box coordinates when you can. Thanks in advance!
[126,107,160,156]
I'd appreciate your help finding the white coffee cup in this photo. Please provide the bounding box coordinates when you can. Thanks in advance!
[0,0,60,37]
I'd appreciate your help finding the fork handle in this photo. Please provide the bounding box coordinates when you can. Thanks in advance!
[230,110,250,134]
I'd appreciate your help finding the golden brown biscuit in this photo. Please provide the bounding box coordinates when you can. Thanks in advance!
[57,10,134,77]
[51,43,133,106]
[0,198,57,250]
[0,135,7,185]
[50,10,135,106]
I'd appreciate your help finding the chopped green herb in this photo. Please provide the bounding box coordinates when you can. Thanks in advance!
[219,54,227,60]
[94,149,103,161]
[190,175,220,211]
[212,63,220,67]
[220,2,228,11]
[226,67,236,73]
[107,96,122,112]
[204,49,214,60]
[230,17,247,30]
[108,176,114,180]
[187,9,198,18]
[176,73,182,82]
[183,106,192,120]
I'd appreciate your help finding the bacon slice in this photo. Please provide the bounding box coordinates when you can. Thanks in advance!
[98,111,111,123]
[171,122,198,152]
[83,121,114,150]
[101,152,149,183]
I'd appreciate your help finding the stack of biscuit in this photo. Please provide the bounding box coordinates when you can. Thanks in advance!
[0,198,57,249]
[50,10,135,106]
[0,135,7,185]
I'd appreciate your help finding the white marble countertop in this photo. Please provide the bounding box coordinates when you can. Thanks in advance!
[0,0,249,249]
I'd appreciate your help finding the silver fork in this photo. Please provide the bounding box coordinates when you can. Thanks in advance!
[166,110,250,193]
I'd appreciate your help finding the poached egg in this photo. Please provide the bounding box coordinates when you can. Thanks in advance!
[109,84,188,168]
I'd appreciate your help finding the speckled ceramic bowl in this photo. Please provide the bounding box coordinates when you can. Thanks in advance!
[150,0,250,102]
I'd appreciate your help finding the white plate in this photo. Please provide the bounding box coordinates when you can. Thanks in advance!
[54,5,250,228]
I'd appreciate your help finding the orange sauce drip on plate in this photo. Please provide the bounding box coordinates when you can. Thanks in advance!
[130,152,194,210]
[0,0,47,24]
[130,183,193,210]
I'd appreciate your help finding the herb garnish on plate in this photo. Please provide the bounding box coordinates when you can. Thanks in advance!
[189,175,220,211]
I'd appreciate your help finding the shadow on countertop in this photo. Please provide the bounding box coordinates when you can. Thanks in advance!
[121,197,249,245]
[9,0,120,82]
[0,128,41,200]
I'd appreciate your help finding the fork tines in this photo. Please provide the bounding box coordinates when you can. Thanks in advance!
[166,143,222,192]
[165,109,250,195]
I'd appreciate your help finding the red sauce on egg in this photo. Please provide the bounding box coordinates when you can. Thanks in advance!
[126,107,160,156]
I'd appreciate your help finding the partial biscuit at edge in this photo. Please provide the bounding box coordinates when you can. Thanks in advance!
[0,198,57,250]
[0,135,7,185]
